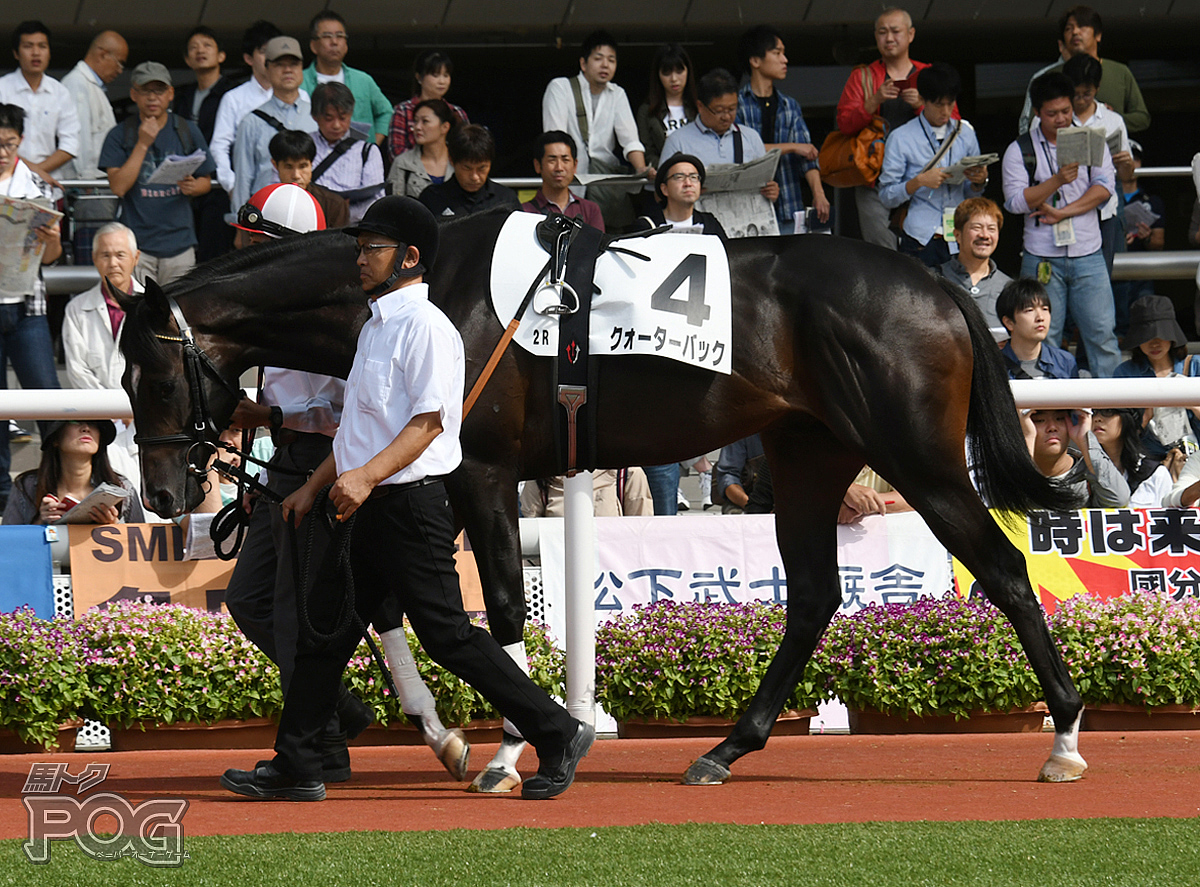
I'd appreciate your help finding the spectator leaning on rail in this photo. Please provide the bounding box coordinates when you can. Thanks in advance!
[521,131,604,231]
[736,24,828,235]
[208,20,282,196]
[542,30,650,230]
[2,420,144,526]
[877,63,987,269]
[300,10,391,147]
[1090,408,1173,508]
[834,7,953,251]
[100,62,215,288]
[61,221,144,489]
[1002,71,1119,378]
[174,26,239,262]
[230,36,317,213]
[418,124,519,221]
[997,278,1080,381]
[308,82,384,223]
[388,50,469,160]
[1021,407,1129,508]
[0,21,80,187]
[934,197,1011,341]
[1018,5,1150,136]
[631,153,727,239]
[0,102,62,514]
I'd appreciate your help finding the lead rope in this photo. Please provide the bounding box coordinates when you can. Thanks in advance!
[291,486,402,705]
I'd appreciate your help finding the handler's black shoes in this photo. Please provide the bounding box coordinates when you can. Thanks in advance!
[521,720,595,800]
[220,763,325,801]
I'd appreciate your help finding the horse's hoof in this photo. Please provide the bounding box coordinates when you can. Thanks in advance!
[1037,752,1087,783]
[467,766,521,794]
[682,756,731,785]
[432,728,470,781]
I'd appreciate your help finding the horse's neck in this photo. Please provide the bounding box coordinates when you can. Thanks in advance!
[183,289,365,380]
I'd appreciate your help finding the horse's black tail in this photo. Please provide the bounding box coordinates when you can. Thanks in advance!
[936,276,1079,518]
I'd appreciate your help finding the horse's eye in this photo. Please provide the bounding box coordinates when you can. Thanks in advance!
[156,379,177,399]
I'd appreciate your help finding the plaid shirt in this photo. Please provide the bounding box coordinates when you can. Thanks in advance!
[736,83,818,226]
[387,97,470,160]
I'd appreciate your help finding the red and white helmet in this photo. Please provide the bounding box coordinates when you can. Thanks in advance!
[235,183,326,238]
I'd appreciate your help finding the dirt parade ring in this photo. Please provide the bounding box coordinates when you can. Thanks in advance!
[3,731,1199,838]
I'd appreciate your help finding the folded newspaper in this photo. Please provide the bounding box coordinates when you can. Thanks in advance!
[941,153,1000,186]
[145,149,208,185]
[0,195,64,300]
[1055,126,1121,167]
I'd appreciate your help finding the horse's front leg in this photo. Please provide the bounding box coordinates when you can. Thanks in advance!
[685,430,858,785]
[446,458,532,793]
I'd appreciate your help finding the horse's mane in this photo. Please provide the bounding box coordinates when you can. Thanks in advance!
[168,229,351,297]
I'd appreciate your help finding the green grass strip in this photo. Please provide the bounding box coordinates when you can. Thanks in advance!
[5,819,1200,887]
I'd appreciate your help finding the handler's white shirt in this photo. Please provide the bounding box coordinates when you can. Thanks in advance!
[263,368,344,438]
[334,281,463,485]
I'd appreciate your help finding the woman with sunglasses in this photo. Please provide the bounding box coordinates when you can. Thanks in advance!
[2,419,143,525]
[1090,408,1173,508]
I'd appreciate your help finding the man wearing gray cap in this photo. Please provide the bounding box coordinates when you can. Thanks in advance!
[231,36,318,212]
[99,62,214,286]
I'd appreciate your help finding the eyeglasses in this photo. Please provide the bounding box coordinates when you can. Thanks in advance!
[667,172,701,183]
[356,242,399,257]
[703,102,738,119]
[0,140,20,155]
[1092,409,1121,418]
[103,48,126,71]
[317,31,348,41]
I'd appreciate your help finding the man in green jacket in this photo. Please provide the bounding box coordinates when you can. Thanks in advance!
[300,10,391,145]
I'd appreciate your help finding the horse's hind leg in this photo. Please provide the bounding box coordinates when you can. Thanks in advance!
[685,424,862,785]
[882,467,1086,782]
[446,457,531,793]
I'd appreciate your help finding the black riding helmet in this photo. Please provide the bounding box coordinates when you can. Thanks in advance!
[344,196,439,294]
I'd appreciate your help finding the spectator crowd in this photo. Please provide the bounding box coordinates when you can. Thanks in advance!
[1,5,1198,523]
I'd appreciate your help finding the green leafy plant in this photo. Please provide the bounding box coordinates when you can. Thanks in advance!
[342,619,566,727]
[812,596,1042,720]
[595,601,827,722]
[1050,590,1200,707]
[78,602,283,729]
[0,608,94,747]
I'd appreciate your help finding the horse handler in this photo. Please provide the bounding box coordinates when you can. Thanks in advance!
[220,195,594,801]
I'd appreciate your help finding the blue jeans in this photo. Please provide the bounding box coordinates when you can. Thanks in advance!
[641,463,680,516]
[1020,251,1120,378]
[0,303,61,509]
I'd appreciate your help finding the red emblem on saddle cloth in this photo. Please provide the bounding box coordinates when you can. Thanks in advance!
[566,339,580,364]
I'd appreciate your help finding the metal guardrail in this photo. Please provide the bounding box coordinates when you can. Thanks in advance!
[1111,251,1200,281]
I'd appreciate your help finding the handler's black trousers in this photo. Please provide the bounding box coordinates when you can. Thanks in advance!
[274,480,576,780]
[224,432,332,696]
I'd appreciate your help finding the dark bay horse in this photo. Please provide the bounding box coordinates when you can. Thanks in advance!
[119,209,1089,786]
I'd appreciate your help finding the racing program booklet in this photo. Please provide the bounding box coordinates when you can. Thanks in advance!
[57,482,129,523]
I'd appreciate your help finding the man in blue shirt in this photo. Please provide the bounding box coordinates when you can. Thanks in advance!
[735,25,828,234]
[878,63,987,268]
[100,62,214,287]
[997,278,1080,380]
[230,36,317,211]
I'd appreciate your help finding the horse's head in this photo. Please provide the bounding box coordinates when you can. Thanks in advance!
[118,278,242,517]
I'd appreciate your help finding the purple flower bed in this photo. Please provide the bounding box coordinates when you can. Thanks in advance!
[0,607,95,746]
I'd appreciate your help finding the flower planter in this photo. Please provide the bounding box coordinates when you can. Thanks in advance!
[617,709,816,739]
[0,722,81,754]
[848,705,1048,735]
[350,719,505,746]
[1082,704,1200,732]
[108,717,278,751]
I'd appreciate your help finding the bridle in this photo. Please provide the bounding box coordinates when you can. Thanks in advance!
[131,292,243,480]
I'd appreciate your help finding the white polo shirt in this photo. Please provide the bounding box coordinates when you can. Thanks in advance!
[333,281,463,485]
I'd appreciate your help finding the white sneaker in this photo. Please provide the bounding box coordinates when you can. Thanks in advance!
[676,487,690,511]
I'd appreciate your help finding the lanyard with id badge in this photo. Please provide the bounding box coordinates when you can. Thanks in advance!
[1039,137,1077,249]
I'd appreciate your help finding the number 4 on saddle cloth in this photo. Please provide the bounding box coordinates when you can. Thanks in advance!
[489,212,732,374]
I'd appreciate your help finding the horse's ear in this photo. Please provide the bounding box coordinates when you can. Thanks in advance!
[141,276,171,321]
[106,277,140,313]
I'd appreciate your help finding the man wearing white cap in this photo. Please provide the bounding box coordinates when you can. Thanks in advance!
[221,182,374,784]
[99,61,214,286]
